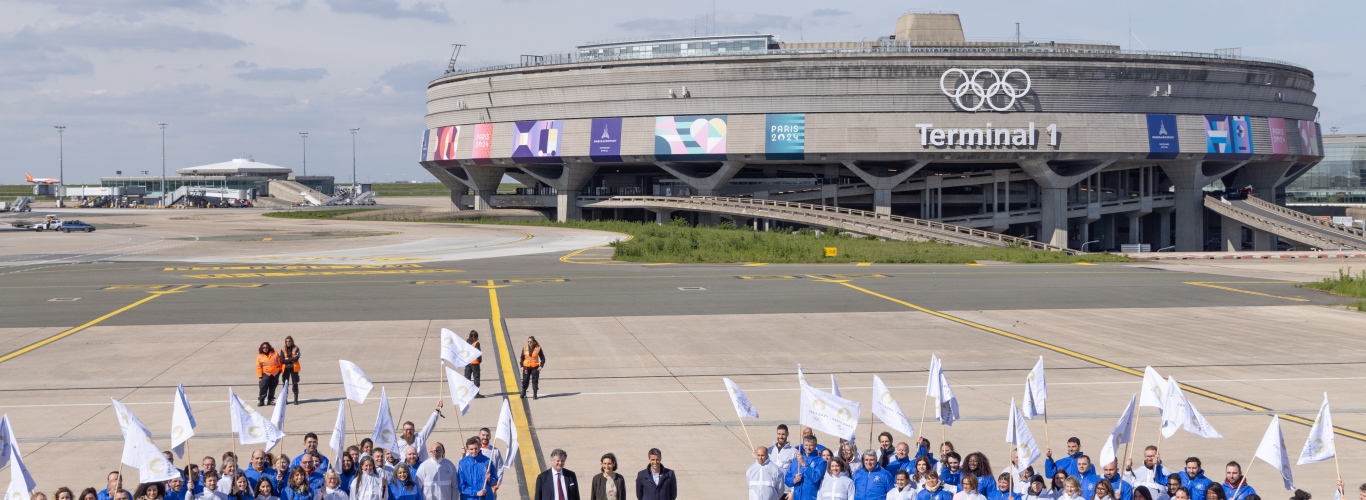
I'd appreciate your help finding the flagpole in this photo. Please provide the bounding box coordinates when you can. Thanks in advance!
[1124,405,1142,469]
[347,400,358,447]
[917,395,929,442]
[1043,409,1051,450]
[1230,453,1256,500]
[739,418,755,451]
[1333,453,1343,494]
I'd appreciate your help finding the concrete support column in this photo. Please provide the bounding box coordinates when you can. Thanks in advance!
[1128,215,1142,245]
[1099,215,1116,250]
[1221,216,1243,252]
[725,216,752,228]
[1039,188,1070,248]
[519,164,600,222]
[1253,230,1274,251]
[458,165,506,211]
[651,209,674,224]
[1161,160,1247,252]
[1019,159,1113,249]
[654,161,746,197]
[1157,209,1173,249]
[842,161,929,215]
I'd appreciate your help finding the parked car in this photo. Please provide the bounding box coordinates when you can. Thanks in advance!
[56,220,95,233]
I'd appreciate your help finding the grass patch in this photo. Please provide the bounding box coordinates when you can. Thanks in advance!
[0,185,36,198]
[263,208,379,219]
[1299,268,1366,311]
[370,182,523,196]
[441,217,1127,264]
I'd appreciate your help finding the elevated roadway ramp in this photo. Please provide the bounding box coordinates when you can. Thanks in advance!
[266,179,328,206]
[1205,195,1366,251]
[584,195,1079,254]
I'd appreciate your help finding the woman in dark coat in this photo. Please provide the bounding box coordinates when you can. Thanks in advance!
[590,453,626,500]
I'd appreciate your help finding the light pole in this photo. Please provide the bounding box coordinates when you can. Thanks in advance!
[54,126,65,198]
[158,123,168,207]
[350,128,360,193]
[299,132,309,177]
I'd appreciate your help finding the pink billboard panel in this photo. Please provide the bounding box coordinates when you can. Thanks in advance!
[1267,118,1288,160]
[435,126,459,161]
[1297,120,1320,156]
[471,123,494,164]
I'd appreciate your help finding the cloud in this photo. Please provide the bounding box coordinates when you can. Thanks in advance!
[377,61,441,93]
[0,46,93,88]
[23,0,225,15]
[810,9,850,17]
[324,0,450,23]
[235,67,328,81]
[232,60,257,69]
[11,22,248,52]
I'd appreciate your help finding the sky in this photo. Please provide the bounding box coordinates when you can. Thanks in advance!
[2,0,1363,185]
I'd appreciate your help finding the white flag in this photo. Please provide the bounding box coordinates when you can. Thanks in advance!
[797,364,808,386]
[228,389,284,446]
[1006,398,1041,468]
[1297,393,1335,465]
[1159,376,1187,438]
[493,399,519,471]
[798,383,861,442]
[1099,394,1138,468]
[926,354,943,399]
[111,399,179,483]
[440,328,482,368]
[329,400,347,473]
[171,383,196,458]
[372,388,402,455]
[1139,367,1166,408]
[723,378,759,420]
[445,366,480,415]
[928,356,959,426]
[1254,415,1294,491]
[339,360,374,404]
[1178,388,1221,439]
[830,374,841,398]
[266,389,288,451]
[871,375,914,438]
[0,416,34,491]
[5,445,33,500]
[1022,357,1048,420]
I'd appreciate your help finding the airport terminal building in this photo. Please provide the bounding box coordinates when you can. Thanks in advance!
[420,13,1326,252]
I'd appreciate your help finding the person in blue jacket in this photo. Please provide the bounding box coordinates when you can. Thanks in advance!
[987,473,1021,500]
[388,464,422,500]
[1075,457,1100,500]
[941,452,963,488]
[886,443,913,476]
[457,438,496,500]
[852,451,893,500]
[1179,458,1215,500]
[1100,460,1135,500]
[916,471,954,500]
[785,435,827,500]
[1046,438,1084,479]
[1220,462,1255,500]
[914,438,939,472]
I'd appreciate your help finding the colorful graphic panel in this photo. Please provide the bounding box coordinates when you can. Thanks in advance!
[590,118,623,162]
[420,130,430,161]
[655,115,727,159]
[1298,120,1320,156]
[1268,118,1288,160]
[1205,115,1252,158]
[511,120,564,163]
[765,114,805,160]
[1146,114,1179,159]
[435,126,459,161]
[471,123,494,164]
[1231,116,1252,155]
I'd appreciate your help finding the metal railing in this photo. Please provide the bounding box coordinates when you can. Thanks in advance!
[1240,195,1366,237]
[586,195,1079,254]
[1204,195,1366,251]
[442,44,1305,78]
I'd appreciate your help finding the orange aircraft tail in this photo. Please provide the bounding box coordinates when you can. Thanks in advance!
[24,173,34,182]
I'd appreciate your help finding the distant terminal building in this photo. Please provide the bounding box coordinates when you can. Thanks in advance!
[420,12,1324,252]
[101,158,335,202]
[1287,134,1366,206]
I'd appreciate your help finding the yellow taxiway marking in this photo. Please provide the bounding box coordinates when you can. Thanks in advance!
[1075,262,1099,266]
[166,264,425,271]
[743,263,768,267]
[825,280,1366,442]
[856,263,872,267]
[966,263,985,266]
[184,269,462,279]
[0,285,192,365]
[485,280,542,481]
[262,237,272,241]
[1184,282,1309,302]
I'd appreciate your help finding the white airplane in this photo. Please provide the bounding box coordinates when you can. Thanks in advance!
[25,173,60,185]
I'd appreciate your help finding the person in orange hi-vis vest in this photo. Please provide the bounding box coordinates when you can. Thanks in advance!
[464,330,484,397]
[521,336,546,400]
[256,342,283,406]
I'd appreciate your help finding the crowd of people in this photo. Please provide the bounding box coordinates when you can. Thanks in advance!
[744,425,1356,500]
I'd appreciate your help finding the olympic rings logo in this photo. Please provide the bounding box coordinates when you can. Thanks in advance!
[940,68,1032,112]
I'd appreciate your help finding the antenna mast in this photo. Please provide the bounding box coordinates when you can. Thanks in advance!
[446,44,464,74]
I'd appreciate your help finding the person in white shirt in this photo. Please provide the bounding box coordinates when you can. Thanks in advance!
[369,450,394,484]
[197,471,230,500]
[1023,476,1055,500]
[254,477,280,500]
[888,470,918,500]
[1124,448,1168,500]
[323,472,349,500]
[747,446,784,500]
[954,475,986,500]
[817,458,856,500]
[1058,477,1084,500]
[770,424,798,497]
[350,456,386,500]
[219,460,240,495]
[415,442,458,500]
[398,401,444,463]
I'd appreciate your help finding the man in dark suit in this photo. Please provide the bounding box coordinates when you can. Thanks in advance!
[534,448,580,500]
[634,448,677,500]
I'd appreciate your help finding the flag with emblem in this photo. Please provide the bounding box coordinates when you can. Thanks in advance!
[927,355,960,426]
[5,445,34,500]
[111,398,179,483]
[1139,367,1166,409]
[266,389,288,451]
[445,366,480,415]
[871,375,914,438]
[339,360,374,404]
[1006,398,1041,467]
[1174,381,1221,439]
[439,328,482,368]
[329,400,347,472]
[830,374,841,398]
[0,416,34,492]
[227,389,284,446]
[798,382,861,442]
[1099,394,1137,468]
[1022,357,1048,420]
[1159,376,1188,438]
[1297,393,1335,465]
[722,378,759,420]
[170,383,196,458]
[494,398,519,471]
[1254,415,1295,490]
[373,387,402,454]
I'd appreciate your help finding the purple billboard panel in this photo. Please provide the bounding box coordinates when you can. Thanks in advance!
[590,118,623,162]
[511,120,564,163]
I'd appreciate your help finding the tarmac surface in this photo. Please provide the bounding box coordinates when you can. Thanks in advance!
[1,201,1364,497]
